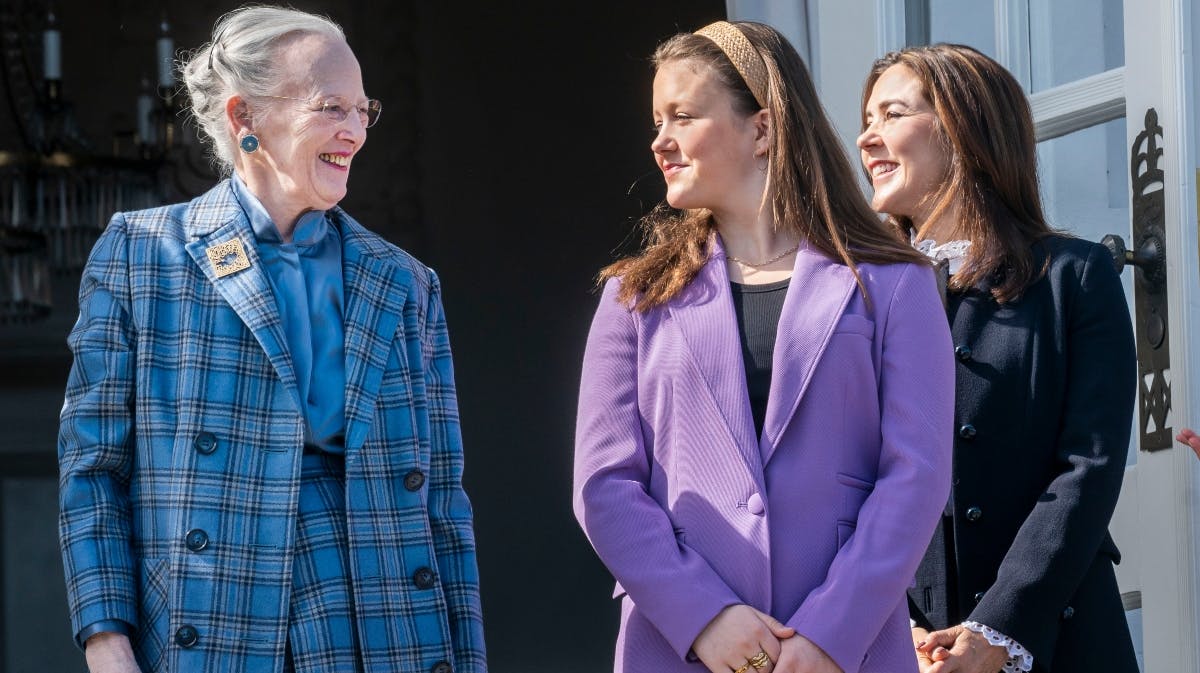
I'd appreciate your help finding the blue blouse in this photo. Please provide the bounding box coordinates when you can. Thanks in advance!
[231,175,347,454]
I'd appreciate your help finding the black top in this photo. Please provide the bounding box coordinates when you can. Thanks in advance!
[729,277,790,437]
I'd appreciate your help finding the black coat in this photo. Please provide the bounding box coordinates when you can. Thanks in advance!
[909,235,1139,673]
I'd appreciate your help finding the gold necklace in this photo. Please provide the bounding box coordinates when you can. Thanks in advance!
[724,243,800,268]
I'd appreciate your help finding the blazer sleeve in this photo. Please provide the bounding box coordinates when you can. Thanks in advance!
[421,270,488,672]
[58,214,140,643]
[787,263,955,673]
[573,279,742,660]
[968,243,1135,662]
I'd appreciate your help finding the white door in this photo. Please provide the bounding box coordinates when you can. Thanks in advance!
[727,1,1200,670]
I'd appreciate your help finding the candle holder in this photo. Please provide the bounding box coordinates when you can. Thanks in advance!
[0,3,211,323]
[155,86,183,152]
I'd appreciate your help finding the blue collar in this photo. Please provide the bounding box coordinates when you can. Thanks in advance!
[230,174,329,248]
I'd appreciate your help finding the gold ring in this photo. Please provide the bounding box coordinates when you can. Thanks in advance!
[749,651,772,669]
[733,664,751,673]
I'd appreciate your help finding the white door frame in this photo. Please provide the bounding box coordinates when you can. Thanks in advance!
[1122,0,1199,670]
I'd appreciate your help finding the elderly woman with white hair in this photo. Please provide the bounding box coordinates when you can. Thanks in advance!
[57,6,486,673]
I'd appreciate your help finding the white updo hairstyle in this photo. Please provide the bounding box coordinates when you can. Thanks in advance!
[181,5,345,175]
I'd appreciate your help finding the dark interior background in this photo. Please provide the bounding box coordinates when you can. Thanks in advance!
[0,1,725,671]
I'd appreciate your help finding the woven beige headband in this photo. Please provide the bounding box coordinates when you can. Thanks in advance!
[694,21,768,108]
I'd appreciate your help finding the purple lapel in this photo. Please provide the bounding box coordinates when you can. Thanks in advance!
[760,246,856,464]
[665,235,761,476]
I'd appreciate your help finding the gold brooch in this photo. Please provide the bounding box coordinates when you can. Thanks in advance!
[205,239,251,278]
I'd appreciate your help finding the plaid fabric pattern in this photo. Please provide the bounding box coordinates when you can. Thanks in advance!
[286,453,361,673]
[58,181,486,673]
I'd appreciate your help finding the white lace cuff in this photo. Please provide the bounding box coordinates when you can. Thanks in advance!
[962,621,1033,672]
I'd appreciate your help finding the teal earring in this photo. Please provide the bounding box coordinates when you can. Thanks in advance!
[240,134,259,153]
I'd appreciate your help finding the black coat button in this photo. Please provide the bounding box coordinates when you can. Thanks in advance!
[431,662,453,673]
[413,566,437,589]
[954,345,973,361]
[175,625,199,648]
[404,470,426,492]
[965,506,983,522]
[1062,606,1075,620]
[973,591,985,603]
[958,424,977,440]
[193,432,218,455]
[185,529,209,552]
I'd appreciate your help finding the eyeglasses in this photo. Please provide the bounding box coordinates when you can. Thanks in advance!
[264,95,383,128]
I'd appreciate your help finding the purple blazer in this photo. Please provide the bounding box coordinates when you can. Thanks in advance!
[573,238,954,673]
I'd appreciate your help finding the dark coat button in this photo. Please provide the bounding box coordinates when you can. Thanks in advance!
[958,424,977,440]
[965,506,983,522]
[954,345,973,361]
[973,591,985,603]
[175,625,199,648]
[413,566,437,589]
[1062,606,1075,620]
[431,662,453,673]
[404,469,426,492]
[193,432,218,455]
[185,529,209,552]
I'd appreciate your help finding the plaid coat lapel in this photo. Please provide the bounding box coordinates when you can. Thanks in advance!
[334,209,409,451]
[182,183,302,409]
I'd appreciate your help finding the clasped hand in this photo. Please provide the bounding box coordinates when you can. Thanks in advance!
[911,625,1009,673]
[693,604,842,673]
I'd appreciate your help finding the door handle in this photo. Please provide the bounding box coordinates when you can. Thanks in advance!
[1101,232,1166,291]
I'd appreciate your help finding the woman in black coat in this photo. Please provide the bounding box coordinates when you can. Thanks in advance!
[857,44,1138,673]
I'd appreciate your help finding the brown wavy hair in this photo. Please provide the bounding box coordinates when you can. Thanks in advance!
[602,21,925,312]
[862,44,1054,304]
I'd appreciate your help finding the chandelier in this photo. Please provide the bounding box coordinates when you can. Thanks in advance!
[0,3,215,323]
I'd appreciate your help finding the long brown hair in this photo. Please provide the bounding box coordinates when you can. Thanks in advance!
[862,44,1053,303]
[603,21,925,311]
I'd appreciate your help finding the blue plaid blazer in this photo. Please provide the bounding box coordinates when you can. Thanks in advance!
[58,181,486,673]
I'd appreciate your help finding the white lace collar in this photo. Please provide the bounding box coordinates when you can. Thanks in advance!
[913,236,972,275]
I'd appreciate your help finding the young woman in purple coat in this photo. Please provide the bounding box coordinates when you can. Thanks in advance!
[574,21,956,673]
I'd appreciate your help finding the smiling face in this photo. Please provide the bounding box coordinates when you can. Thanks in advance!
[650,59,764,218]
[237,34,367,228]
[857,64,952,227]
